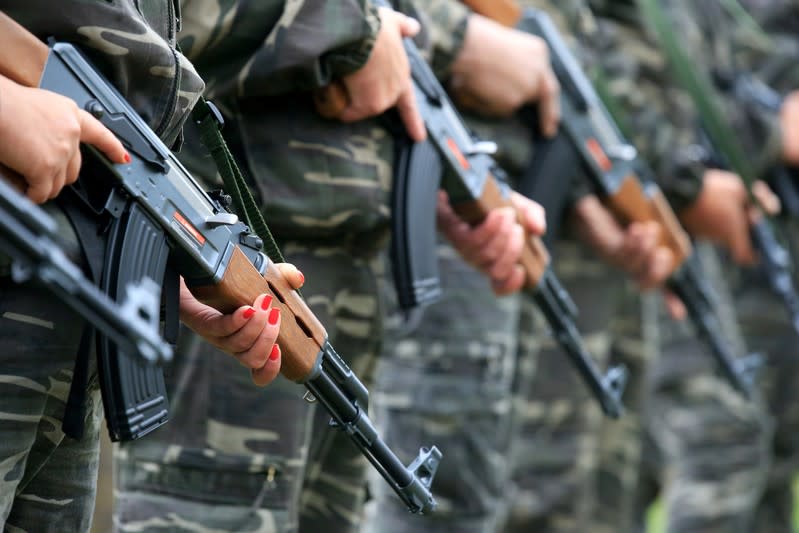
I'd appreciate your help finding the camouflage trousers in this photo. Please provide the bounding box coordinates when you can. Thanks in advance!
[0,282,104,533]
[502,239,651,533]
[597,243,772,533]
[362,240,525,533]
[114,242,387,533]
[729,220,799,533]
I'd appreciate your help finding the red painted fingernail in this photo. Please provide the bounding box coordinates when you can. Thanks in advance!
[298,271,305,285]
[243,307,255,319]
[268,307,280,325]
[123,152,131,164]
[260,295,273,311]
[269,344,280,361]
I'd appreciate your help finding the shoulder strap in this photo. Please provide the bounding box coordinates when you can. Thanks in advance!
[191,98,286,264]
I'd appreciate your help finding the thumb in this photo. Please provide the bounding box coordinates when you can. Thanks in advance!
[275,263,305,290]
[398,14,421,38]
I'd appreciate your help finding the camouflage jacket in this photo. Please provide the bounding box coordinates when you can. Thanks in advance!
[592,0,786,182]
[176,1,400,241]
[738,0,799,93]
[178,0,380,100]
[1,0,204,146]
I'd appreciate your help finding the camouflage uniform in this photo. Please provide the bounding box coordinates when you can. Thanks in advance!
[364,3,643,532]
[0,2,203,531]
[114,2,394,532]
[353,3,531,531]
[588,1,795,531]
[725,2,799,530]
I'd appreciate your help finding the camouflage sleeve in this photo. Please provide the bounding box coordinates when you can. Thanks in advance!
[179,0,380,100]
[2,0,205,146]
[410,0,471,79]
[737,0,799,92]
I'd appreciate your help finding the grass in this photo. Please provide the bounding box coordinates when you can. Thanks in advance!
[646,479,799,532]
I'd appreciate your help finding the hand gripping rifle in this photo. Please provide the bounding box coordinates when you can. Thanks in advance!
[0,13,440,514]
[462,2,759,397]
[315,0,628,418]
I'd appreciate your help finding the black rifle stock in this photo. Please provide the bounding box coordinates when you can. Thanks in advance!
[502,7,759,397]
[31,41,440,513]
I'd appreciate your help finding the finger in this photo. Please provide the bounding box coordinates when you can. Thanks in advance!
[511,192,546,235]
[65,149,81,186]
[752,180,781,215]
[492,265,526,295]
[473,209,515,266]
[225,294,277,358]
[201,304,259,339]
[620,224,651,276]
[538,73,561,138]
[663,291,687,321]
[396,82,427,142]
[397,14,422,38]
[338,101,369,123]
[78,110,129,164]
[251,344,282,386]
[24,170,54,204]
[233,306,281,369]
[48,165,67,200]
[486,223,525,282]
[731,209,757,265]
[640,247,674,289]
[275,263,305,290]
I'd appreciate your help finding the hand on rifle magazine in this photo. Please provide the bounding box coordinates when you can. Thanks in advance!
[336,7,426,141]
[0,74,128,203]
[179,265,305,386]
[571,194,685,319]
[781,90,799,166]
[449,14,560,137]
[436,190,546,295]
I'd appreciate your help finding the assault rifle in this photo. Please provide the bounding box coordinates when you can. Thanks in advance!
[462,2,759,397]
[315,0,628,418]
[0,12,440,513]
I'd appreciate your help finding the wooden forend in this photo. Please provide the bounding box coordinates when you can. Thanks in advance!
[453,175,550,288]
[190,247,328,383]
[461,0,524,27]
[605,175,692,269]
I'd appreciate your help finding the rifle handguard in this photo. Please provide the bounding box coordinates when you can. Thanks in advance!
[453,176,549,288]
[190,248,327,383]
[604,176,693,270]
